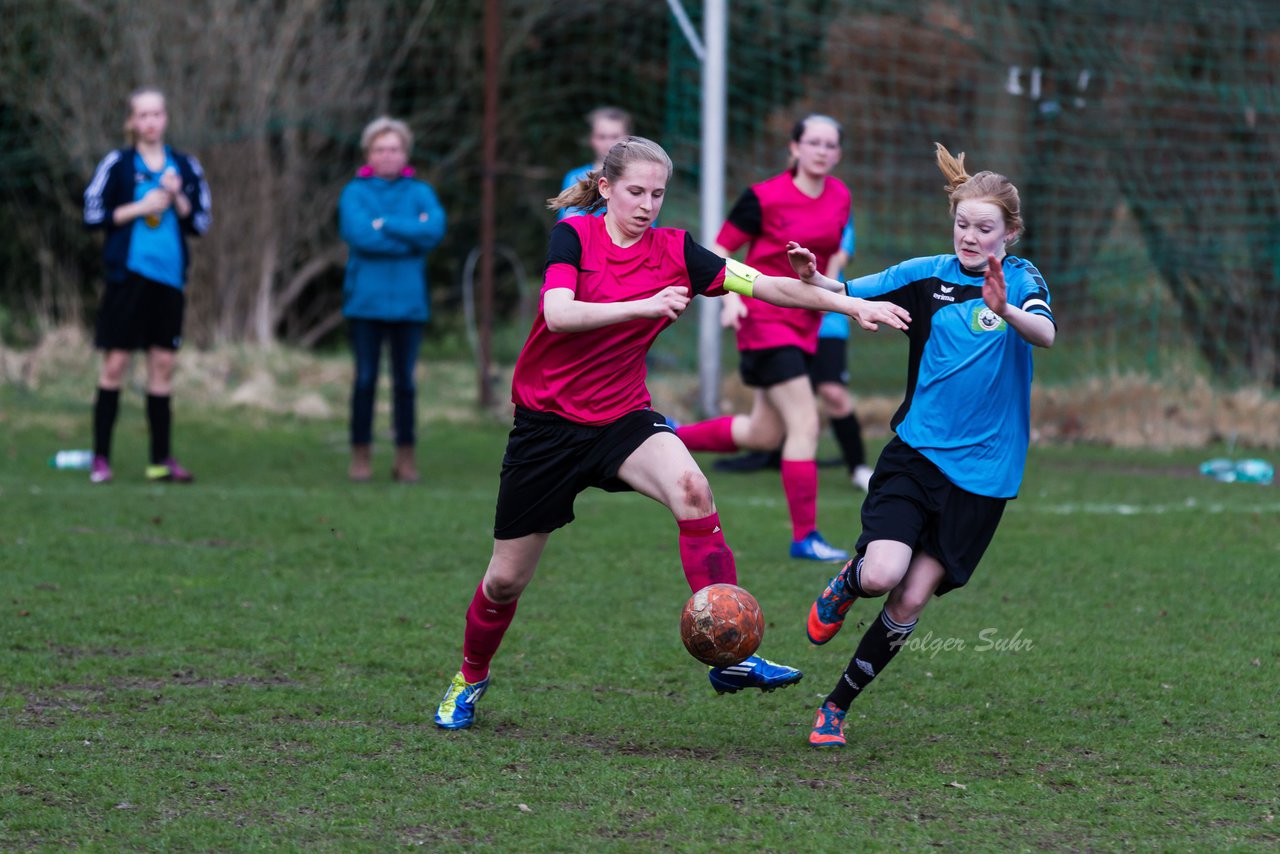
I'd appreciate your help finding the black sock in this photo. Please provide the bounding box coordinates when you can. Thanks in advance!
[826,607,917,710]
[146,394,172,464]
[93,387,120,460]
[830,413,865,471]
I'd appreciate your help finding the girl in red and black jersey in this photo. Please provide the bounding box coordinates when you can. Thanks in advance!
[434,137,910,731]
[674,116,854,562]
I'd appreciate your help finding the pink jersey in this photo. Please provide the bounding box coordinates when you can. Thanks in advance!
[511,215,727,425]
[716,172,851,353]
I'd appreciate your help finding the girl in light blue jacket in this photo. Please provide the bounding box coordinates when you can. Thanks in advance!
[339,117,446,482]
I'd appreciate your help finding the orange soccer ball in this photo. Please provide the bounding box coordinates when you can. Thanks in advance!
[680,583,764,667]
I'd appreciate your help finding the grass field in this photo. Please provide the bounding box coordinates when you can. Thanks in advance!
[1,381,1277,851]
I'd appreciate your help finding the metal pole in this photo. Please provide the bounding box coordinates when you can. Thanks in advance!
[697,0,726,417]
[478,0,500,408]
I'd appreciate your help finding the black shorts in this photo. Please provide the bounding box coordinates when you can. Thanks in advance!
[738,345,812,388]
[809,336,849,387]
[493,407,674,540]
[855,436,1007,595]
[95,273,186,351]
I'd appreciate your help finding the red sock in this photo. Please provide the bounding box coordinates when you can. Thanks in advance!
[677,512,737,592]
[675,416,737,453]
[460,582,518,683]
[781,459,818,541]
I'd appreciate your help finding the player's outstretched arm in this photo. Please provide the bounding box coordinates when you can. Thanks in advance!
[751,275,909,332]
[543,286,691,333]
[723,258,908,331]
[786,241,844,292]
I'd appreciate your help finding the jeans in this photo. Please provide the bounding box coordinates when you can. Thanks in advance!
[348,318,424,447]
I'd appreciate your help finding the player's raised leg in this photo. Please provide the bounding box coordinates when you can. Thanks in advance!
[617,431,802,694]
[435,533,548,730]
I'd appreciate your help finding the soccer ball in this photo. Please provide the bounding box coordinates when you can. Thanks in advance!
[680,583,764,667]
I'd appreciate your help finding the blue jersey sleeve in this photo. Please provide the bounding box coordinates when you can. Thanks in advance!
[839,218,855,257]
[1009,258,1054,326]
[844,256,942,322]
[844,256,935,300]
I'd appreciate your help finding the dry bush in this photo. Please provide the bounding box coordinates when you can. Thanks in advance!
[4,327,1278,448]
[653,370,1280,451]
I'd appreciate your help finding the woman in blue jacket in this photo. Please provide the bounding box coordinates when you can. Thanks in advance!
[339,117,446,482]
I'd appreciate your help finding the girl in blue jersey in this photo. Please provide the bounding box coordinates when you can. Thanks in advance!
[791,143,1057,747]
[557,107,631,220]
[339,117,447,482]
[84,88,211,485]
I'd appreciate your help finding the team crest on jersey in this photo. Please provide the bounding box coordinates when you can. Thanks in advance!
[971,306,1006,333]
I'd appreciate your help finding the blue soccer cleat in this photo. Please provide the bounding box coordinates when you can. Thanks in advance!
[789,530,850,563]
[434,671,490,730]
[808,701,847,747]
[807,559,858,645]
[708,654,803,694]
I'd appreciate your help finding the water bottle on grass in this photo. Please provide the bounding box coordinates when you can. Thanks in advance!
[49,450,94,470]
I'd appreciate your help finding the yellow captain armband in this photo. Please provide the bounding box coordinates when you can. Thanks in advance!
[723,258,762,297]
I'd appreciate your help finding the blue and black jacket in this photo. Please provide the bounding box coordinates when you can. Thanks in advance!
[83,146,212,284]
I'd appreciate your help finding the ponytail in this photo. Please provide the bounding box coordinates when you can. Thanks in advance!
[934,141,1024,241]
[934,142,971,193]
[547,169,606,213]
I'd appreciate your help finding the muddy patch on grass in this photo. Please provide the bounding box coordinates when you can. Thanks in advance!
[20,672,301,719]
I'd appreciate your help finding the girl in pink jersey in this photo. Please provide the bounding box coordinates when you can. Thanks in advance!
[674,116,854,562]
[434,136,910,730]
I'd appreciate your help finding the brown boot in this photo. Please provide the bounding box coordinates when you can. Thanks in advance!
[393,445,420,483]
[348,444,372,482]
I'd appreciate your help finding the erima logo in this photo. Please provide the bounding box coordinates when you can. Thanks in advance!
[932,292,956,303]
[940,284,954,293]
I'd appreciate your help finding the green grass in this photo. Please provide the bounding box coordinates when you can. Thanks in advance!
[1,382,1277,851]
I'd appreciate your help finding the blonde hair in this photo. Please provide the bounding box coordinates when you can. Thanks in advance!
[934,142,1023,243]
[124,87,165,147]
[586,106,632,134]
[361,116,413,155]
[547,136,672,213]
